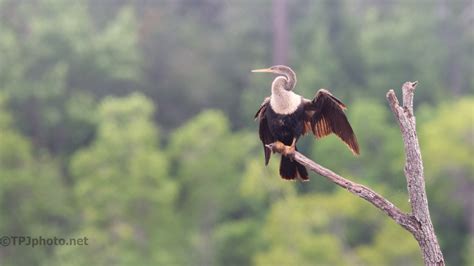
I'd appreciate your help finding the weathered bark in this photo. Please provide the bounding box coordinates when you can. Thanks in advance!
[267,81,445,265]
[387,82,444,265]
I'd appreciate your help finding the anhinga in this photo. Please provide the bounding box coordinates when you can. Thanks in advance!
[253,65,359,181]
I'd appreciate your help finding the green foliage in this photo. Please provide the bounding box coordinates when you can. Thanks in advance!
[51,93,182,265]
[140,1,272,128]
[293,0,367,101]
[356,219,421,266]
[240,158,296,206]
[0,0,472,265]
[421,98,474,181]
[213,219,263,266]
[168,110,252,218]
[168,110,257,265]
[419,98,474,265]
[71,93,174,216]
[0,94,73,265]
[0,0,140,155]
[255,190,421,265]
[255,190,420,266]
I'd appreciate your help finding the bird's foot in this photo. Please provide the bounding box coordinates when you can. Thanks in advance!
[265,141,285,153]
[265,141,296,160]
[283,145,296,160]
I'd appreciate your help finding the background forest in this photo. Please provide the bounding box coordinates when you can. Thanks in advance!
[0,0,473,265]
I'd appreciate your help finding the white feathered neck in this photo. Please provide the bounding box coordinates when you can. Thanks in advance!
[270,76,302,115]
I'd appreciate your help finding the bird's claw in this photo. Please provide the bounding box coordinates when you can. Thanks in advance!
[283,145,296,160]
[265,144,274,152]
[265,141,285,153]
[266,141,296,160]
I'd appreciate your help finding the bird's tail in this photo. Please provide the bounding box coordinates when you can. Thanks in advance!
[279,148,309,181]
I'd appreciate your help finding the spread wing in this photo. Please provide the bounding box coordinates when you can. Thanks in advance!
[255,97,275,165]
[303,89,359,155]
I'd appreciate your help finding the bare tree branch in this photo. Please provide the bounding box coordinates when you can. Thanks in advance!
[267,81,445,265]
[387,82,444,265]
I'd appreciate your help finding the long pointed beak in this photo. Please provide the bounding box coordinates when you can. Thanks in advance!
[251,68,273,73]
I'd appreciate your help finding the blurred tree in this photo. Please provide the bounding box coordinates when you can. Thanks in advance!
[292,0,367,102]
[49,93,183,265]
[356,219,421,265]
[137,0,272,129]
[357,0,473,102]
[167,110,257,265]
[420,98,474,265]
[240,158,296,206]
[0,0,140,155]
[212,156,297,266]
[432,0,474,96]
[254,189,421,266]
[0,94,74,265]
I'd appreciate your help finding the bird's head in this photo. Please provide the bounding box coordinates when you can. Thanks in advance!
[252,65,297,91]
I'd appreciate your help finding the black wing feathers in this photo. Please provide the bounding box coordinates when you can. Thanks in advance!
[305,89,359,155]
[255,98,274,165]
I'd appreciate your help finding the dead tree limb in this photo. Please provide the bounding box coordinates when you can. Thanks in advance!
[387,81,444,265]
[267,81,445,265]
